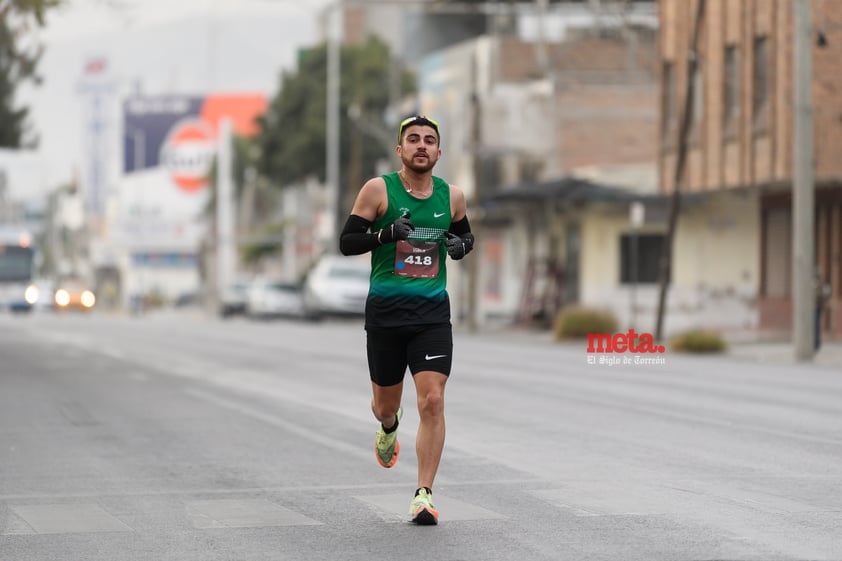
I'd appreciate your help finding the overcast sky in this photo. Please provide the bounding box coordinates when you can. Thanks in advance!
[17,0,330,193]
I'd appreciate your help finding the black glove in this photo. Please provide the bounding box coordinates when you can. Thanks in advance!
[445,231,474,260]
[378,212,414,244]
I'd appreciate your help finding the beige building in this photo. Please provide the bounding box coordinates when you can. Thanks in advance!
[484,173,760,335]
[659,0,842,341]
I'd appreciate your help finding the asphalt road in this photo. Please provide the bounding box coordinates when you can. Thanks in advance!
[1,310,841,561]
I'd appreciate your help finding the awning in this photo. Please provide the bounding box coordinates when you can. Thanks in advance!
[482,176,662,206]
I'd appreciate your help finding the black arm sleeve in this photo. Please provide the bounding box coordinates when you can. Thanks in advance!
[449,215,471,236]
[339,214,380,255]
[449,216,474,255]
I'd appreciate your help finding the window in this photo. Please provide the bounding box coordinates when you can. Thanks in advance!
[689,59,704,141]
[693,62,704,122]
[662,62,676,136]
[763,208,790,297]
[620,233,668,284]
[0,246,35,282]
[753,36,769,126]
[723,45,740,130]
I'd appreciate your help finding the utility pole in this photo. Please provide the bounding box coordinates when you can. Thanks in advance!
[654,0,705,342]
[793,0,815,361]
[326,1,342,253]
[216,118,235,311]
[467,50,483,332]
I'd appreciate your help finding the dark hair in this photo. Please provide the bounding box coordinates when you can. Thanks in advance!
[398,115,440,145]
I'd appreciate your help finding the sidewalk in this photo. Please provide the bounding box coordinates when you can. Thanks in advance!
[725,340,842,366]
[472,323,842,367]
[716,328,842,366]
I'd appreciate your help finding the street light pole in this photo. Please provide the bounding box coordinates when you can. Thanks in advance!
[793,0,815,361]
[216,118,235,312]
[466,50,483,332]
[131,128,147,312]
[326,1,342,253]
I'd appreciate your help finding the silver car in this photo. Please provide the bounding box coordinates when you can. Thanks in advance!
[219,279,251,317]
[303,255,370,319]
[246,278,305,319]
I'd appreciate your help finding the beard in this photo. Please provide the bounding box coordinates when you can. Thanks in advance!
[401,151,437,173]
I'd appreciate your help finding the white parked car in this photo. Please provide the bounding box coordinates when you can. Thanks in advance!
[303,255,370,319]
[219,279,252,317]
[246,278,305,319]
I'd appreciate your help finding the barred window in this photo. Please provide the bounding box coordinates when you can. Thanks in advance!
[620,233,667,284]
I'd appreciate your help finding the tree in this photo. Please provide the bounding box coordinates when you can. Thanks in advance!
[0,0,62,148]
[256,36,415,208]
[654,0,705,342]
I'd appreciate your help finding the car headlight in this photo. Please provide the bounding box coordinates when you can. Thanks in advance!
[24,284,39,304]
[55,289,70,307]
[81,291,96,308]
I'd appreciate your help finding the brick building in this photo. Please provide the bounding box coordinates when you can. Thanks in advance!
[551,30,659,173]
[659,0,842,340]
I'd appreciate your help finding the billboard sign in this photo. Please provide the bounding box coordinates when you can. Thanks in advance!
[123,93,266,190]
[118,94,267,250]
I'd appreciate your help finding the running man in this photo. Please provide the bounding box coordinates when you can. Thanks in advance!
[339,115,475,525]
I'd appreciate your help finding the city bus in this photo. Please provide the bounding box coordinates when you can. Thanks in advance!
[0,227,39,312]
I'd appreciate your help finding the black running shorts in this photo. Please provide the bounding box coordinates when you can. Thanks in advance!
[366,322,453,387]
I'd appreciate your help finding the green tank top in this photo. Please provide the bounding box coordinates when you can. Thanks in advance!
[366,172,452,327]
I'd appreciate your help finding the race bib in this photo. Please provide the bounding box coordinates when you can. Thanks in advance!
[394,240,440,278]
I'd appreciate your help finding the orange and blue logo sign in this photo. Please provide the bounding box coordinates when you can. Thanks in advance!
[159,118,216,193]
[123,94,266,193]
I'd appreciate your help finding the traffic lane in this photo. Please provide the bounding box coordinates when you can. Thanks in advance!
[8,313,384,447]
[0,320,399,496]
[448,331,842,559]
[0,319,567,561]
[451,330,842,479]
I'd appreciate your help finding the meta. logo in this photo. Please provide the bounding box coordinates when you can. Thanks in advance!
[587,330,666,353]
[159,119,216,193]
[586,329,667,366]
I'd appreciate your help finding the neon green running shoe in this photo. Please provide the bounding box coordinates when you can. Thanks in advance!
[374,406,402,468]
[409,488,439,525]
